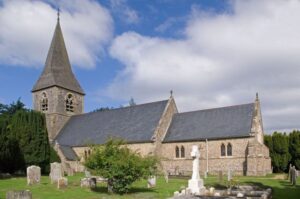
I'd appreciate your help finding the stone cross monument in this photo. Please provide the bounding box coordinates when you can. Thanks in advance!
[188,145,205,195]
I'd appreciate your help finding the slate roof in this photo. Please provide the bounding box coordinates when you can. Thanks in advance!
[59,145,78,161]
[55,100,169,147]
[32,20,84,95]
[163,103,255,142]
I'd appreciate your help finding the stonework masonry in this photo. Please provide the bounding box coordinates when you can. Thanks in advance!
[33,86,84,141]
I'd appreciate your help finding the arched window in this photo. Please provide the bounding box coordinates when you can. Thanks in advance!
[227,143,232,156]
[221,143,226,156]
[40,92,48,111]
[175,146,180,158]
[65,93,74,112]
[181,146,185,158]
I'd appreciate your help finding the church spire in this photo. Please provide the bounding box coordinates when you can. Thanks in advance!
[32,15,84,95]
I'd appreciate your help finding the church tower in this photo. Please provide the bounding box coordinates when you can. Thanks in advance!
[32,15,85,142]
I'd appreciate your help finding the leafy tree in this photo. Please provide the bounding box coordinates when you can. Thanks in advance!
[85,139,159,194]
[271,132,291,172]
[289,130,300,169]
[0,99,25,115]
[10,110,50,173]
[0,100,50,174]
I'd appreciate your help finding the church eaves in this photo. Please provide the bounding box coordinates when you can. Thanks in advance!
[32,19,84,95]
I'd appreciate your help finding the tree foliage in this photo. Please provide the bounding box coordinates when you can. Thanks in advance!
[264,131,300,173]
[0,100,50,174]
[289,130,300,169]
[85,139,159,194]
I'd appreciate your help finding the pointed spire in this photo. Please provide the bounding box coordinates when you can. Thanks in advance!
[256,92,259,101]
[32,16,84,95]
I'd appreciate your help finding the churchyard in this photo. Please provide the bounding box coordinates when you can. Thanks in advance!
[0,173,299,199]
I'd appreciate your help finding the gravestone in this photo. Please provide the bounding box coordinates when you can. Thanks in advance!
[188,145,205,195]
[218,171,223,183]
[147,176,156,188]
[291,166,297,186]
[288,164,292,182]
[80,177,96,188]
[85,170,91,178]
[50,162,63,184]
[6,190,32,199]
[57,177,68,189]
[27,166,41,185]
[227,169,232,181]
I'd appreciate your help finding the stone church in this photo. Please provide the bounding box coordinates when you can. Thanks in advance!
[32,17,272,176]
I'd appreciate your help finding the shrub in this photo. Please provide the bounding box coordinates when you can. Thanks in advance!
[85,139,159,194]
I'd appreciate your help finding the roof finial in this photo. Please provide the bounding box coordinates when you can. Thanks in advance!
[57,7,60,22]
[170,90,173,98]
[256,92,259,100]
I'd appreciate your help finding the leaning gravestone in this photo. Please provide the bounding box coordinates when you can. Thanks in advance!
[6,190,32,199]
[27,166,41,185]
[50,162,63,184]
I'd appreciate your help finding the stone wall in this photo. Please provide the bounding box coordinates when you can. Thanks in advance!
[152,97,178,155]
[246,140,272,176]
[161,136,271,176]
[32,86,84,141]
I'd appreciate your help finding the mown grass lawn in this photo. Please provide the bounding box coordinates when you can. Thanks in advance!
[0,173,299,199]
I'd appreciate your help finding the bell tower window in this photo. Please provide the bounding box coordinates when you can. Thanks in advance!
[40,92,48,112]
[65,93,74,112]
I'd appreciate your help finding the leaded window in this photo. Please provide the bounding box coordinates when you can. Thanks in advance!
[221,143,226,156]
[175,146,180,158]
[227,143,232,156]
[181,146,185,158]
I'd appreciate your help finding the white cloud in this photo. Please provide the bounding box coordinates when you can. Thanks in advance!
[107,0,300,132]
[110,0,139,24]
[0,0,113,69]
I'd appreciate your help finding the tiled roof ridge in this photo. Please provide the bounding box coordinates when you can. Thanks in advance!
[72,99,169,118]
[175,102,254,115]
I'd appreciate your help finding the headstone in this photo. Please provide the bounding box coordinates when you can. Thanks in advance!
[188,145,205,195]
[218,171,223,183]
[209,187,215,195]
[147,176,156,188]
[288,164,292,181]
[164,171,169,183]
[57,177,68,189]
[26,166,41,185]
[237,192,244,197]
[227,169,232,181]
[6,190,32,199]
[85,170,91,178]
[80,177,97,188]
[50,162,63,184]
[291,166,297,186]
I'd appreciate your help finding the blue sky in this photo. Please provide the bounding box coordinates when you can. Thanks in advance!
[1,0,300,133]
